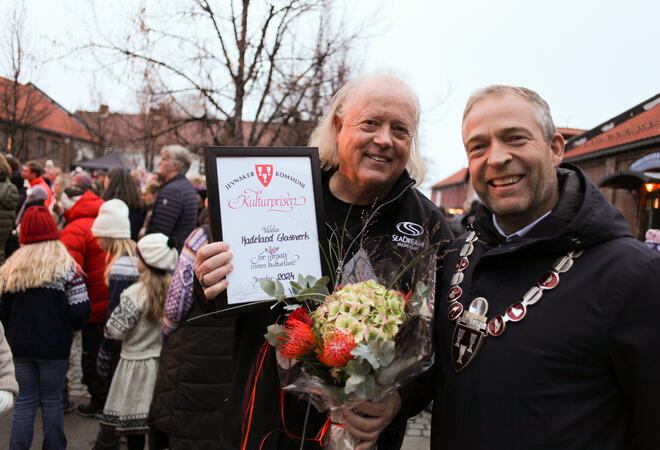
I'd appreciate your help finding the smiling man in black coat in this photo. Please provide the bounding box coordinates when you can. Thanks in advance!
[395,86,660,449]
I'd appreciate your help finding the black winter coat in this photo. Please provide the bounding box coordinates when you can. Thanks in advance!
[9,172,26,215]
[146,174,198,252]
[0,179,18,263]
[149,298,236,449]
[199,170,452,450]
[401,164,660,449]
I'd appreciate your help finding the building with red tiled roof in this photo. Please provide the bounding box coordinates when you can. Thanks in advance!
[557,127,586,140]
[431,168,468,190]
[430,168,469,211]
[0,76,100,167]
[565,96,660,159]
[565,93,660,238]
[75,105,309,172]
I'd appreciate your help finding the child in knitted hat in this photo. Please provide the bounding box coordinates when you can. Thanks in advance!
[0,206,90,449]
[91,199,139,295]
[87,199,139,428]
[99,233,177,448]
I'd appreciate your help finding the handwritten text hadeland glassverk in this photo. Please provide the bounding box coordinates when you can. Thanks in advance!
[241,232,310,246]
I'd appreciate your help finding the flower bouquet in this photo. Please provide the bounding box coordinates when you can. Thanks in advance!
[261,246,437,449]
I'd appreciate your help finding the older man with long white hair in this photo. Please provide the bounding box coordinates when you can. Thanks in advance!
[193,74,452,450]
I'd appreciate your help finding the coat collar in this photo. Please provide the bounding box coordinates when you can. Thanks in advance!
[472,163,632,252]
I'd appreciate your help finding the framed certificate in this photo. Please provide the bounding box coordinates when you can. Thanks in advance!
[205,146,327,311]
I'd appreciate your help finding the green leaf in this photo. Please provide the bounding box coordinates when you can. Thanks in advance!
[351,343,381,369]
[288,275,331,304]
[260,280,277,297]
[345,374,367,398]
[264,324,286,347]
[364,374,377,397]
[297,275,310,287]
[315,276,330,289]
[345,373,365,393]
[345,358,371,377]
[290,281,303,295]
[261,279,287,301]
[275,281,285,298]
[378,341,396,367]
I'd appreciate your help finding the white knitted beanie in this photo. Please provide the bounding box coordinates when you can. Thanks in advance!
[137,233,178,272]
[91,199,131,239]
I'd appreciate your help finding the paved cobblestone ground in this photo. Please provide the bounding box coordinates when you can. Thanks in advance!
[1,333,431,449]
[405,410,432,438]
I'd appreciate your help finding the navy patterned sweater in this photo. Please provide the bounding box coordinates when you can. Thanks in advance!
[97,254,140,376]
[0,267,90,359]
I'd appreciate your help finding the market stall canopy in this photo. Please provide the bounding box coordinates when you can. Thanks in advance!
[73,152,134,171]
[599,170,660,190]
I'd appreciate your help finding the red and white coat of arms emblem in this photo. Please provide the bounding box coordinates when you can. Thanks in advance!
[255,164,273,187]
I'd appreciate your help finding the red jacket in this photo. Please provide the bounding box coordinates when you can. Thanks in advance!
[61,191,108,323]
[29,176,53,208]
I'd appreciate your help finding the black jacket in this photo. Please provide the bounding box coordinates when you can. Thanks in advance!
[196,170,452,450]
[149,297,235,449]
[402,164,660,449]
[0,179,18,263]
[146,174,198,252]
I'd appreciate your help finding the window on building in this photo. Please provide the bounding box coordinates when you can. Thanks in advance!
[644,190,660,232]
[35,137,46,158]
[49,141,60,159]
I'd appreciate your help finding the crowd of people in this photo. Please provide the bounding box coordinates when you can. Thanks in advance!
[0,73,659,450]
[0,145,213,449]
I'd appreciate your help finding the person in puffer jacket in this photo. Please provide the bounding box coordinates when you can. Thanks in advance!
[145,145,198,253]
[60,188,110,417]
[149,218,236,450]
[0,155,18,264]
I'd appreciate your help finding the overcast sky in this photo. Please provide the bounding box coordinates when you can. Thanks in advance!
[2,0,659,188]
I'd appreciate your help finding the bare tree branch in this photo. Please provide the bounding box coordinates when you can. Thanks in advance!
[73,0,366,158]
[0,0,54,160]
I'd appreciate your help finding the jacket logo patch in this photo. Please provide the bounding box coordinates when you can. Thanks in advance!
[392,221,424,250]
[396,221,423,236]
[255,164,273,187]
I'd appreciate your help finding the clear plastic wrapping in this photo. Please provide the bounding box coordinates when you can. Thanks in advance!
[263,237,438,446]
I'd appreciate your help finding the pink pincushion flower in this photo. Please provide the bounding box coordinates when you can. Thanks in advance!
[279,319,316,359]
[317,330,355,367]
